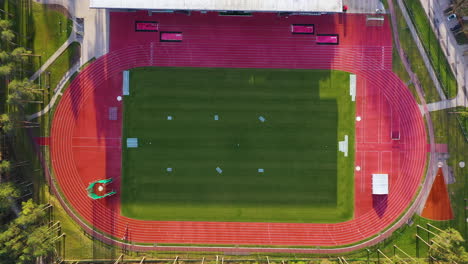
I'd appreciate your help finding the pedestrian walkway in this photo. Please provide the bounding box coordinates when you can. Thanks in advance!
[425,93,468,112]
[29,33,77,82]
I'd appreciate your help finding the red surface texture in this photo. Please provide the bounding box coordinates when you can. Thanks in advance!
[35,137,50,146]
[421,168,454,221]
[50,12,426,247]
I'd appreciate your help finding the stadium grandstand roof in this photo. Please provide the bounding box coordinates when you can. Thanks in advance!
[89,0,343,13]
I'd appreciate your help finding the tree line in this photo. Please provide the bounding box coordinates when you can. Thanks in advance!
[0,14,41,135]
[0,2,55,263]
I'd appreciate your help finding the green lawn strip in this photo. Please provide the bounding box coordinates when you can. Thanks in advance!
[391,44,419,104]
[49,195,132,260]
[122,67,354,223]
[342,215,449,260]
[430,109,468,244]
[30,1,73,71]
[403,0,457,99]
[392,0,439,103]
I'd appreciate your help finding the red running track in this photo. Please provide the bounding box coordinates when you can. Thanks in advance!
[50,12,427,248]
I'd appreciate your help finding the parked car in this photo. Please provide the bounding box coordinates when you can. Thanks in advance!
[451,24,462,32]
[447,13,457,21]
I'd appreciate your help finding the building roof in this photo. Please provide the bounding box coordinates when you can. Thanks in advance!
[372,174,389,195]
[89,0,343,13]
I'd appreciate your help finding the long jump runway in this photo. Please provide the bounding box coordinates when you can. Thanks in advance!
[49,12,427,252]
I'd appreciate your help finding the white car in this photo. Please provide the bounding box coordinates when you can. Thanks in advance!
[447,14,457,21]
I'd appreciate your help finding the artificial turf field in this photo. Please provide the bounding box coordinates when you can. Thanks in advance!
[122,67,355,223]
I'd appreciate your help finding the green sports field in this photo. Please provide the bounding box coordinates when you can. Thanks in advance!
[122,67,355,223]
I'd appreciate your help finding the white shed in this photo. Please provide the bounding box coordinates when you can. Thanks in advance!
[372,174,388,195]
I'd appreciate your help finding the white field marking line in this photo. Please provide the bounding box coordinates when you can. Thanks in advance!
[267,223,272,244]
[361,152,366,193]
[349,74,356,102]
[379,151,382,173]
[381,47,385,70]
[360,152,365,193]
[390,151,393,180]
[378,91,382,145]
[390,104,394,144]
[361,79,366,144]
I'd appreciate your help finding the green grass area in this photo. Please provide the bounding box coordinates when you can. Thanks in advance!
[122,67,355,223]
[403,0,457,99]
[391,0,439,103]
[391,44,420,104]
[2,1,73,70]
[49,195,128,260]
[30,1,73,70]
[345,215,451,260]
[430,109,468,245]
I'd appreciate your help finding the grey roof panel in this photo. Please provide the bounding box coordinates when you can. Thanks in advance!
[90,0,342,12]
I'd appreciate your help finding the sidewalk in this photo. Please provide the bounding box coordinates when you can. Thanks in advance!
[29,33,77,82]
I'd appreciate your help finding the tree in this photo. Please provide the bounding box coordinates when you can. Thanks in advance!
[0,63,13,77]
[0,182,19,219]
[7,79,42,108]
[0,113,38,134]
[452,0,468,13]
[0,113,13,134]
[0,19,12,31]
[10,47,31,63]
[429,228,468,263]
[0,50,10,62]
[1,29,14,43]
[0,160,11,175]
[0,200,55,264]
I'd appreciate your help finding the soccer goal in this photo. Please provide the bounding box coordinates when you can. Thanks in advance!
[366,15,385,27]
